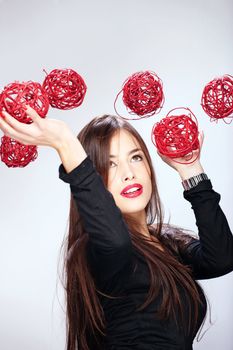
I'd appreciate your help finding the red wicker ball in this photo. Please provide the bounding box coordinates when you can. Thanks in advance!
[0,81,49,124]
[151,108,199,162]
[114,70,164,120]
[201,75,233,121]
[42,68,87,110]
[0,135,38,168]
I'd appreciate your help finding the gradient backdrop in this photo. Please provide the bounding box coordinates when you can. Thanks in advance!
[0,0,232,349]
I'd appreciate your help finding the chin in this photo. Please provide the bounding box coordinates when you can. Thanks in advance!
[121,205,147,215]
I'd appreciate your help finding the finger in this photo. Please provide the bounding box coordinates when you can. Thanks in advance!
[198,130,204,148]
[156,150,166,161]
[25,105,43,123]
[157,149,166,158]
[1,110,33,135]
[0,114,34,144]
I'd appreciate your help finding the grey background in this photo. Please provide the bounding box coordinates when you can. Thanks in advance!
[0,0,232,349]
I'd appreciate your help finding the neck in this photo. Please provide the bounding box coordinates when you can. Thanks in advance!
[123,210,152,238]
[132,220,151,238]
[140,226,151,238]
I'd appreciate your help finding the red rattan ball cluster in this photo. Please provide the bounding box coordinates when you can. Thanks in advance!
[0,135,38,168]
[201,75,233,121]
[42,68,87,110]
[0,68,86,168]
[114,71,164,119]
[151,108,199,162]
[0,81,49,124]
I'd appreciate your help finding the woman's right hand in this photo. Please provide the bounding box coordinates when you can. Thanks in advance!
[0,105,73,151]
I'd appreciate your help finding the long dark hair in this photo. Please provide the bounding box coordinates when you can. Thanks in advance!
[61,114,205,350]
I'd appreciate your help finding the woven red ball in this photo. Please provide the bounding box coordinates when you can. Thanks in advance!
[114,71,164,120]
[0,135,38,168]
[42,68,87,110]
[201,75,233,121]
[0,81,49,124]
[151,108,199,162]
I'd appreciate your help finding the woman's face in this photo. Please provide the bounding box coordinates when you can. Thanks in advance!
[107,129,152,220]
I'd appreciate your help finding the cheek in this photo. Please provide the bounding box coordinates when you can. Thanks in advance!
[106,180,119,199]
[142,165,151,186]
[148,183,153,198]
[107,169,117,188]
[145,178,152,198]
[106,174,113,192]
[145,174,152,200]
[139,161,151,177]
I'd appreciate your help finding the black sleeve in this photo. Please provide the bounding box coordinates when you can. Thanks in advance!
[181,179,233,280]
[58,155,133,282]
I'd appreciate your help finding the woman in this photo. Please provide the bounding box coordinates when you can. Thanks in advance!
[0,107,233,350]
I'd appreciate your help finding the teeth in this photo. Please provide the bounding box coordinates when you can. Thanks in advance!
[124,187,140,194]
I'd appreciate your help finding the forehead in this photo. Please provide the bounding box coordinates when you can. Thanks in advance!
[109,129,140,153]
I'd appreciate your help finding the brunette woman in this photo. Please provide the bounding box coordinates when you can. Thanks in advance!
[0,107,232,350]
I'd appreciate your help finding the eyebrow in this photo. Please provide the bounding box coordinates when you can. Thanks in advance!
[109,148,142,158]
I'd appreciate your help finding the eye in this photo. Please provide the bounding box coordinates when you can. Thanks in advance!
[131,154,143,161]
[109,160,116,168]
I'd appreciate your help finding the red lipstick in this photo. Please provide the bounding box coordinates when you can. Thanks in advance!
[120,183,143,198]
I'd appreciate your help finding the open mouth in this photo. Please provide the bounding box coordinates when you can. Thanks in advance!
[121,187,143,198]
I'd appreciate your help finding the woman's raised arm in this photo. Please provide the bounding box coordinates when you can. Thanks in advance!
[0,106,88,172]
[0,107,133,282]
[157,131,233,278]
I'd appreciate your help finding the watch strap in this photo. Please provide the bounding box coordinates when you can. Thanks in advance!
[182,173,209,191]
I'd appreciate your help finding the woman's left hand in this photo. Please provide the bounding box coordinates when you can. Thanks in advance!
[157,130,205,180]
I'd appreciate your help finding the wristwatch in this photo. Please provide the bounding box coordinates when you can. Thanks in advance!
[182,173,209,190]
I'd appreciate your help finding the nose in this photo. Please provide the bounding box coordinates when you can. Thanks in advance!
[121,163,135,182]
